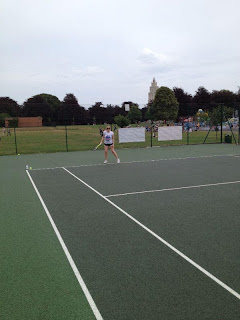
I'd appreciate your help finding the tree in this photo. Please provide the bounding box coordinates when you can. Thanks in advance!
[209,105,234,127]
[113,105,127,118]
[141,106,149,121]
[114,115,130,127]
[0,97,21,116]
[151,87,179,121]
[22,96,53,124]
[127,105,142,123]
[88,102,106,124]
[192,87,211,113]
[144,101,154,120]
[58,93,86,125]
[173,87,192,117]
[103,104,123,124]
[121,101,137,116]
[38,94,61,118]
[236,88,240,112]
[211,90,236,108]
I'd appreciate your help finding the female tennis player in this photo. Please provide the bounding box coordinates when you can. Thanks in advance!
[100,126,120,164]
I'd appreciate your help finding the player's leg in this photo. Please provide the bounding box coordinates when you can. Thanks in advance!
[110,145,120,163]
[104,145,108,163]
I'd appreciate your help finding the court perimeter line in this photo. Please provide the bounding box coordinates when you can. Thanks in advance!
[62,167,240,301]
[105,180,240,198]
[31,153,240,171]
[26,170,103,320]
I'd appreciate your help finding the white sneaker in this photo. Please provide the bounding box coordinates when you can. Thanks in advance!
[104,160,107,164]
[117,158,120,163]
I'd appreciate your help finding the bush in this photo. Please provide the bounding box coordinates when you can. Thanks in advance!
[0,113,10,127]
[127,105,142,123]
[8,118,18,128]
[114,115,130,128]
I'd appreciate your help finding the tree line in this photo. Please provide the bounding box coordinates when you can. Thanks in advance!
[0,86,240,127]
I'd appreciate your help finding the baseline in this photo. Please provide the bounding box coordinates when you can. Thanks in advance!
[31,153,240,171]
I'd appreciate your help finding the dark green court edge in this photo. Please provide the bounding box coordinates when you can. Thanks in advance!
[1,144,240,319]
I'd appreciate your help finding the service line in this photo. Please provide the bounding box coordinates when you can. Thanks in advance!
[63,167,240,301]
[105,180,240,198]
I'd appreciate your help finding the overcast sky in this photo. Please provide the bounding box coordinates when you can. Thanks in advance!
[1,0,240,105]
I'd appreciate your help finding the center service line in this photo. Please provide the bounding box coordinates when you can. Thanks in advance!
[62,167,240,301]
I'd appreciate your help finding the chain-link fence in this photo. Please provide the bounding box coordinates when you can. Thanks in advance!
[0,103,239,156]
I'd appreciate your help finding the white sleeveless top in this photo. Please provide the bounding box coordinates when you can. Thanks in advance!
[103,130,114,144]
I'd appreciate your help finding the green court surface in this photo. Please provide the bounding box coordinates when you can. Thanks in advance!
[1,144,240,319]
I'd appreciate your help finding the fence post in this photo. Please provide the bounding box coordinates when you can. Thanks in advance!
[151,121,153,147]
[14,127,18,155]
[64,111,68,152]
[238,105,240,145]
[220,104,223,143]
[187,104,190,145]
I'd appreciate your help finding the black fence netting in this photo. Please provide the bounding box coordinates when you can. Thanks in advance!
[0,103,239,156]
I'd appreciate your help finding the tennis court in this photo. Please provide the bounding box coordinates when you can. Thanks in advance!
[1,144,240,319]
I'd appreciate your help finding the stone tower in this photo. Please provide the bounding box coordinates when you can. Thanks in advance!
[148,78,159,102]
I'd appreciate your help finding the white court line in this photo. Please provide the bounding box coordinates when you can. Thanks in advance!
[31,153,240,171]
[26,170,103,320]
[62,167,240,301]
[106,180,240,198]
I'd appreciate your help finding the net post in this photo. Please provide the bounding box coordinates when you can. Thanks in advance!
[14,126,18,155]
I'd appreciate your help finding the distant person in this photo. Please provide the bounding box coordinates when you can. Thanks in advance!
[7,128,11,136]
[113,124,117,132]
[2,127,5,136]
[99,127,103,137]
[99,126,120,164]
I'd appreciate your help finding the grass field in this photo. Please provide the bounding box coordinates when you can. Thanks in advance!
[1,144,240,319]
[0,125,238,156]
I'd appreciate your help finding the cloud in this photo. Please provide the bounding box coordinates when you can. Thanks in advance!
[137,48,175,74]
[139,48,169,65]
[1,0,240,104]
[72,66,104,77]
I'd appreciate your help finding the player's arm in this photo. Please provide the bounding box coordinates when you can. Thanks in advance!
[112,133,115,146]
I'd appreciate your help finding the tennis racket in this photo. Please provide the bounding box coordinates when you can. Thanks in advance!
[93,142,102,151]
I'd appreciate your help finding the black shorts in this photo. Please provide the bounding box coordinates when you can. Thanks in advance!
[104,143,113,146]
